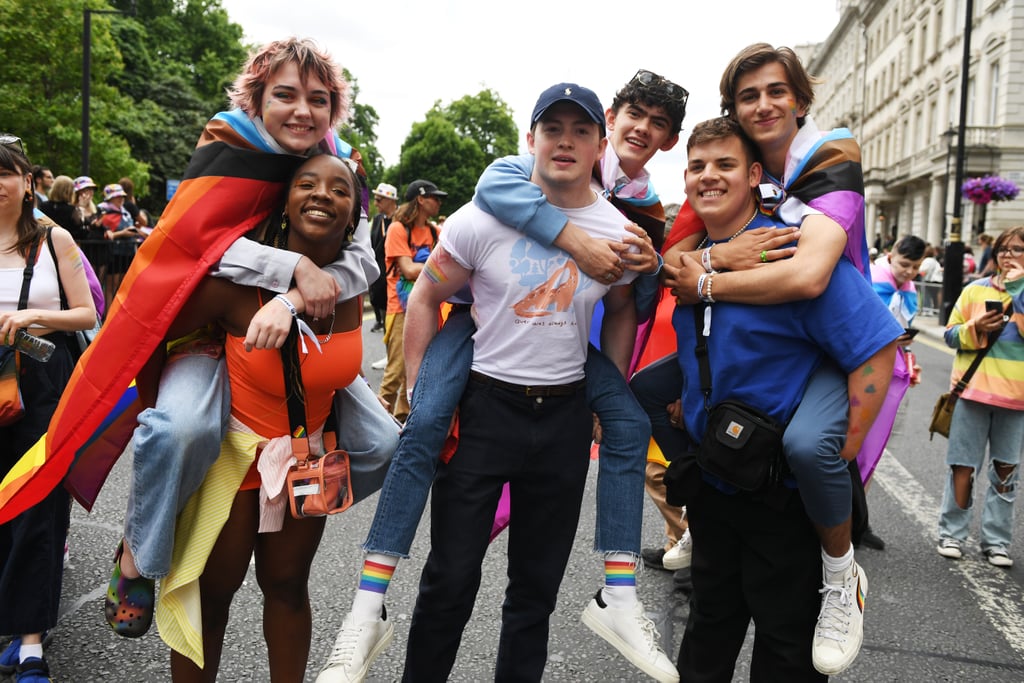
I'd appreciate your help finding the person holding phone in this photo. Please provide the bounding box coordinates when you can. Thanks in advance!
[936,226,1024,569]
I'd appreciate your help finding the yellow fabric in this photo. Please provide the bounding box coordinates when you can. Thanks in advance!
[646,436,669,468]
[156,427,262,669]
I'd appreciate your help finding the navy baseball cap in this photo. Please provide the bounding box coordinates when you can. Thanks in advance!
[530,83,606,135]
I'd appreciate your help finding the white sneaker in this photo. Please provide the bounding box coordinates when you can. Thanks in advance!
[581,591,679,683]
[370,357,387,370]
[984,546,1014,568]
[662,529,692,571]
[315,607,394,683]
[812,561,868,675]
[937,537,963,559]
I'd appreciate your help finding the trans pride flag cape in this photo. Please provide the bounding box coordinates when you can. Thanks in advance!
[659,122,903,482]
[0,111,354,523]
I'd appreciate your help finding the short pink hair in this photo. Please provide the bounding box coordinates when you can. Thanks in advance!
[228,37,350,128]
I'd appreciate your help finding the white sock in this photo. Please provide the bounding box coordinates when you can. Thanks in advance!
[19,643,43,663]
[350,552,399,622]
[600,552,638,609]
[822,546,854,583]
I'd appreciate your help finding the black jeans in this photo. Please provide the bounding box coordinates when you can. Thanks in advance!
[0,335,75,634]
[403,377,592,682]
[678,478,826,683]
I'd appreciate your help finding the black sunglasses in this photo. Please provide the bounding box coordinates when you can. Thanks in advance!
[631,70,689,107]
[0,134,25,156]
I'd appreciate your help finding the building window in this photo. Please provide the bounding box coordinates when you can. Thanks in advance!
[967,76,976,124]
[988,61,1000,126]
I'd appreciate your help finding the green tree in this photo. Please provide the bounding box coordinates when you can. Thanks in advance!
[338,69,384,186]
[0,0,147,191]
[437,88,519,163]
[386,88,518,211]
[110,0,246,212]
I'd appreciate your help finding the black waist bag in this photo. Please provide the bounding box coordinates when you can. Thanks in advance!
[697,400,786,492]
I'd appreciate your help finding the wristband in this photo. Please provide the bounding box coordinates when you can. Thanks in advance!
[701,245,715,273]
[697,273,707,303]
[273,294,297,318]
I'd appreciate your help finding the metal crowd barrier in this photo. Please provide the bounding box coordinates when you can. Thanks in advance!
[916,281,942,317]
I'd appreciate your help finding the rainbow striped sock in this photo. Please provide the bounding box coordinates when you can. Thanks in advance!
[600,553,639,609]
[605,558,637,588]
[351,554,398,622]
[358,559,396,594]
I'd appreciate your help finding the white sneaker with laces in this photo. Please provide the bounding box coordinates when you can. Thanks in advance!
[370,357,387,370]
[812,561,868,675]
[581,591,679,683]
[662,529,692,571]
[315,607,394,683]
[937,537,963,559]
[984,546,1014,568]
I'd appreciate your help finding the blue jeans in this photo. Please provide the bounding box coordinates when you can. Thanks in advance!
[364,309,649,557]
[126,353,399,580]
[938,397,1023,550]
[631,355,850,527]
[126,353,228,579]
[783,362,850,528]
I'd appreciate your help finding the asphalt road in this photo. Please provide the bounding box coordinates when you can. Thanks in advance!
[11,310,1024,682]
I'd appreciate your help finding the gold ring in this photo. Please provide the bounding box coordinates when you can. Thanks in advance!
[760,250,768,263]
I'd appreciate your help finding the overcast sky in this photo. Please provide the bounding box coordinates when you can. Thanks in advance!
[218,0,841,206]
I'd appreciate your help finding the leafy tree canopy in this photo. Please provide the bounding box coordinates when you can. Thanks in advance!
[381,88,518,213]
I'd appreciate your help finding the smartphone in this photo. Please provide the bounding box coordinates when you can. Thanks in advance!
[986,300,1004,314]
[903,327,920,339]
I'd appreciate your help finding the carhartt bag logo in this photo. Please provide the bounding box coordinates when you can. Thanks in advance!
[726,421,744,439]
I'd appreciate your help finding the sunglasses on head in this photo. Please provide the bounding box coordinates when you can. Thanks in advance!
[631,70,689,107]
[0,134,25,156]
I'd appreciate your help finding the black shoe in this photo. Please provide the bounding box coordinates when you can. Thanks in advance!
[370,322,384,332]
[673,567,693,594]
[641,547,669,571]
[858,526,886,551]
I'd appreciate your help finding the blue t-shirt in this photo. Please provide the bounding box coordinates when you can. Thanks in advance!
[674,213,903,443]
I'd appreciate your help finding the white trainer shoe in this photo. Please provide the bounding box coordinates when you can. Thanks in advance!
[812,561,868,675]
[937,537,963,559]
[315,607,394,683]
[581,591,679,683]
[662,529,692,571]
[370,357,387,370]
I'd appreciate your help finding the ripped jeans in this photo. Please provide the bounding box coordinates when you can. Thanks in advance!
[938,397,1022,550]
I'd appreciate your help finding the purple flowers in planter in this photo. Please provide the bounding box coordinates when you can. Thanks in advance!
[962,175,1020,205]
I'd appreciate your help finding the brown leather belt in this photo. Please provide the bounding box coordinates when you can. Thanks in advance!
[469,371,585,397]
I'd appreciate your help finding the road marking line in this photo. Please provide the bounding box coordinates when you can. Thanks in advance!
[874,453,1024,659]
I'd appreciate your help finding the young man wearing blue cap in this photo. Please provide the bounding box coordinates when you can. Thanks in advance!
[366,84,650,682]
[316,78,679,683]
[399,81,658,682]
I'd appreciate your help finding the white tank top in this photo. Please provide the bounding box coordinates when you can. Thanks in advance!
[0,237,63,314]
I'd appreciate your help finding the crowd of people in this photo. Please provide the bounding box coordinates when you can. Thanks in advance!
[0,32,1020,683]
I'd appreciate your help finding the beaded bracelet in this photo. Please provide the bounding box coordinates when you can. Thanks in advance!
[273,294,298,318]
[705,274,715,304]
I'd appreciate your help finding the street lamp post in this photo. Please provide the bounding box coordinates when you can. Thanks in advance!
[940,0,974,325]
[81,4,135,176]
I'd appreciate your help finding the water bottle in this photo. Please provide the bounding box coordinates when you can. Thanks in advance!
[13,329,55,362]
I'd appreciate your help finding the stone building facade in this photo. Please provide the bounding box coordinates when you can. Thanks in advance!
[806,0,1024,250]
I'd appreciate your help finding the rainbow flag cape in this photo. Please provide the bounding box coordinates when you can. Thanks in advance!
[0,113,330,523]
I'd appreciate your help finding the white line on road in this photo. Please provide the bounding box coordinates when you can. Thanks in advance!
[873,452,1024,660]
